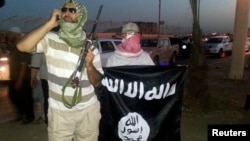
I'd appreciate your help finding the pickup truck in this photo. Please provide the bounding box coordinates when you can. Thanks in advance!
[169,36,192,57]
[96,37,179,66]
[141,38,179,66]
[203,35,233,58]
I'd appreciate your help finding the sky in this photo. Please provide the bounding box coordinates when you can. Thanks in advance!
[0,0,249,34]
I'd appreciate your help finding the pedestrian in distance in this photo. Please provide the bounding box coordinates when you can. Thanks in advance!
[7,27,35,124]
[30,72,44,124]
[17,0,103,140]
[106,22,155,67]
[30,53,49,125]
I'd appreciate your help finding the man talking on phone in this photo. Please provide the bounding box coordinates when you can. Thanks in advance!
[17,0,103,140]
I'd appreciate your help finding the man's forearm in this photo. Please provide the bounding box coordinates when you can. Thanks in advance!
[30,68,39,80]
[30,68,39,88]
[86,66,102,87]
[18,63,28,82]
[17,22,53,53]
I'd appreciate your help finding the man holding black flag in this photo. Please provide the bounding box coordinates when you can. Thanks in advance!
[17,0,103,140]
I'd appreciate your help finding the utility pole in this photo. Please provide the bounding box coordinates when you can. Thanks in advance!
[158,0,161,39]
[228,0,250,79]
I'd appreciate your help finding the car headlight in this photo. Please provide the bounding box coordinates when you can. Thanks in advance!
[0,57,8,61]
[182,45,187,50]
[0,66,6,72]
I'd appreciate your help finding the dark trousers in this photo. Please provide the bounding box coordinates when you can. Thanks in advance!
[244,94,250,111]
[41,79,49,123]
[9,80,34,120]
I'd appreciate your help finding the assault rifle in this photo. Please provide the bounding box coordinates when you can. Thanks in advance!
[71,5,103,88]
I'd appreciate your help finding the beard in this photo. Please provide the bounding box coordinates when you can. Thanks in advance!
[62,16,78,23]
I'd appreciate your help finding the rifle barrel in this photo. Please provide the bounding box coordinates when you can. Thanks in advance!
[71,4,104,88]
[88,4,103,39]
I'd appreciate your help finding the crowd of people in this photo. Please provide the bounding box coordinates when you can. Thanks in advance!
[3,0,155,140]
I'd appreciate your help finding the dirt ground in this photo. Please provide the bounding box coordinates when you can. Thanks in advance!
[0,56,250,141]
[181,56,250,141]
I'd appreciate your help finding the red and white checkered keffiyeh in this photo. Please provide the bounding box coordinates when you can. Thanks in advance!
[117,34,142,54]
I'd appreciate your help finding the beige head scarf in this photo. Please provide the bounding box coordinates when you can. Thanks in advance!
[58,0,87,48]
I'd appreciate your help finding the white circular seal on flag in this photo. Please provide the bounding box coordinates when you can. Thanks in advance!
[118,112,150,141]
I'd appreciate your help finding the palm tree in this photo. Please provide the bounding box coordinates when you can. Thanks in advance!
[184,0,208,108]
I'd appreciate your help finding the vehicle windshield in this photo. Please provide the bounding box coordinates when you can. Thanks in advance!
[99,41,115,53]
[141,39,158,47]
[207,38,223,43]
[114,41,122,46]
[169,38,181,45]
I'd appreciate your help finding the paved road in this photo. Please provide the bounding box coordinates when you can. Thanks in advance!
[0,82,48,141]
[0,121,48,141]
[177,51,250,66]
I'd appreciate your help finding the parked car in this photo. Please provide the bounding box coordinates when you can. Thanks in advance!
[94,38,122,67]
[203,35,233,58]
[169,36,192,57]
[141,38,179,66]
[245,37,250,52]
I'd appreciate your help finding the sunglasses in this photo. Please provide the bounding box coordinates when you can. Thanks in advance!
[61,7,77,13]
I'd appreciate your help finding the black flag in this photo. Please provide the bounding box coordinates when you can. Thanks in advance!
[98,65,187,141]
